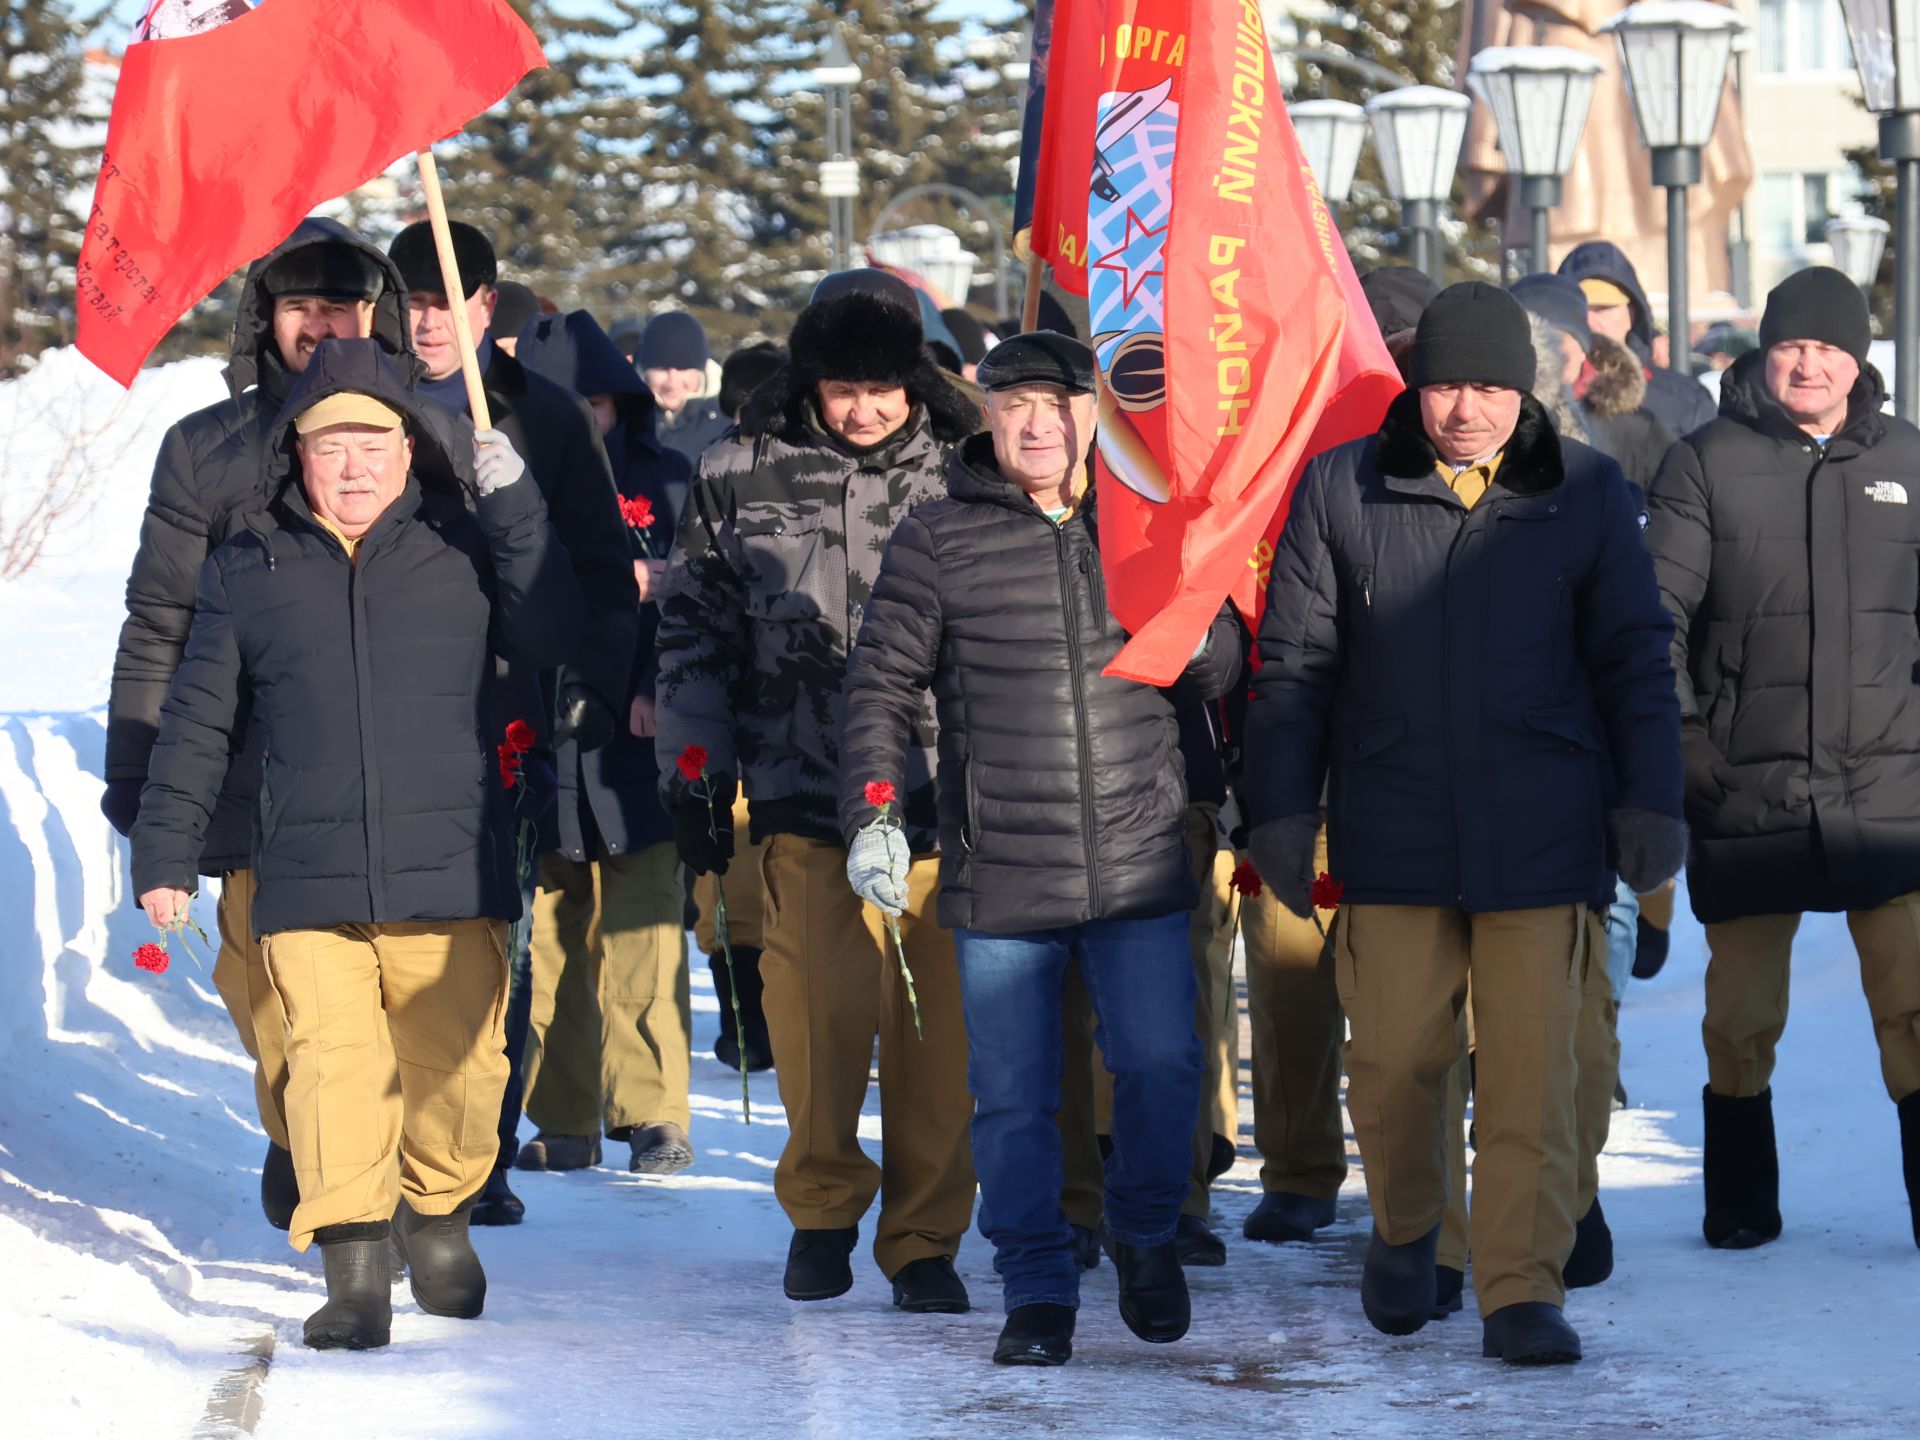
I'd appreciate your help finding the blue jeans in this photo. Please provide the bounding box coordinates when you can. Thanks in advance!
[953,911,1202,1313]
[1605,877,1638,1005]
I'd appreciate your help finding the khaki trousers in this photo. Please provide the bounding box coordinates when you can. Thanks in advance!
[262,919,509,1252]
[212,868,291,1150]
[1704,893,1920,1102]
[1243,824,1348,1200]
[759,834,975,1275]
[1337,903,1586,1315]
[694,795,765,954]
[522,842,692,1137]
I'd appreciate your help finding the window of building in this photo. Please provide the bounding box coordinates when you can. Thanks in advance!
[1756,170,1864,256]
[1756,0,1853,75]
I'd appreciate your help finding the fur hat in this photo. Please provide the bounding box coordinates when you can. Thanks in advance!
[789,290,927,389]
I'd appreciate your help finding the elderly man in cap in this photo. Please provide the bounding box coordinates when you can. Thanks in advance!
[839,332,1237,1366]
[103,218,412,1233]
[131,338,582,1350]
[655,269,980,1313]
[1243,282,1685,1365]
[1648,266,1920,1257]
[639,311,731,463]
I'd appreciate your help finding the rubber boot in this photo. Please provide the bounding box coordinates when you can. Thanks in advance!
[1360,1223,1439,1336]
[304,1224,392,1350]
[393,1198,487,1319]
[1702,1087,1782,1249]
[261,1141,298,1231]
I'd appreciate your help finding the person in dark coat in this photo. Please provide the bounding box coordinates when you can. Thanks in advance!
[103,217,414,1233]
[1558,240,1716,438]
[640,311,731,463]
[1646,266,1920,1256]
[130,339,583,1350]
[839,331,1236,1366]
[1243,283,1685,1365]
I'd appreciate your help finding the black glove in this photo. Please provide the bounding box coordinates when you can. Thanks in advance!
[101,778,143,839]
[1248,811,1321,920]
[673,772,737,876]
[552,683,616,753]
[1680,722,1732,816]
[512,751,559,824]
[1610,807,1690,895]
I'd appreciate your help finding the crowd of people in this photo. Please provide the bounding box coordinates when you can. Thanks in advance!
[105,210,1920,1368]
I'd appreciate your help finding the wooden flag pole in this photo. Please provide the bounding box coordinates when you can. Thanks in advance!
[1020,253,1046,332]
[415,147,492,430]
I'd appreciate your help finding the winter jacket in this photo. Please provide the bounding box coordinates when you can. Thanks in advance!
[657,398,732,466]
[516,310,693,861]
[839,433,1240,934]
[106,219,416,872]
[1578,336,1678,495]
[1559,241,1716,439]
[655,371,980,849]
[1243,391,1683,912]
[1646,352,1920,923]
[131,340,584,937]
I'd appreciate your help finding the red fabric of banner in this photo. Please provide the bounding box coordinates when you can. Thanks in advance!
[77,0,546,387]
[1026,0,1101,297]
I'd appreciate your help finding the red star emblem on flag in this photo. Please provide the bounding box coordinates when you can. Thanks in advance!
[1092,208,1168,308]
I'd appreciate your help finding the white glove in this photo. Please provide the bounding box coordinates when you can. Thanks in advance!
[474,428,527,496]
[846,820,911,916]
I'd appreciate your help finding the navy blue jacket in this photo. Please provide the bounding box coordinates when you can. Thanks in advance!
[1243,392,1683,912]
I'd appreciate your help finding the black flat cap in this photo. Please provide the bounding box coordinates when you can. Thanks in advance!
[260,243,386,304]
[976,330,1097,394]
[388,220,497,298]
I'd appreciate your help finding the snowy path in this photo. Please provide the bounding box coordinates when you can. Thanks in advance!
[3,715,1915,1439]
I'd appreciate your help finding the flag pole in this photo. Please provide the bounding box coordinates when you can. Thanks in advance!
[415,147,493,429]
[1020,254,1046,332]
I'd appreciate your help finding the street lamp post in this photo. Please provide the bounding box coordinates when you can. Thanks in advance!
[1466,46,1604,274]
[1825,215,1893,294]
[1364,86,1473,283]
[1838,0,1920,419]
[870,184,1011,317]
[1601,1,1747,377]
[813,28,860,274]
[1287,99,1368,207]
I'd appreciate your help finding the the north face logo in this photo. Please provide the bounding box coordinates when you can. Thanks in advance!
[1865,480,1909,505]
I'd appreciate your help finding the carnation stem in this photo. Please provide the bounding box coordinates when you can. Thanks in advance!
[884,914,922,1040]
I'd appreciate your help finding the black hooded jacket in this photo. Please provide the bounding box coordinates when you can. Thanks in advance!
[839,433,1240,935]
[1559,241,1717,439]
[106,219,415,872]
[1647,352,1920,922]
[130,340,584,936]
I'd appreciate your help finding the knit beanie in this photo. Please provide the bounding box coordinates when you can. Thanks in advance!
[490,281,544,344]
[1359,265,1440,341]
[1406,281,1537,392]
[638,311,709,372]
[1508,273,1593,355]
[1759,266,1871,364]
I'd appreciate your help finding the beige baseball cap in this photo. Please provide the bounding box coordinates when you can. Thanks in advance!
[294,391,405,435]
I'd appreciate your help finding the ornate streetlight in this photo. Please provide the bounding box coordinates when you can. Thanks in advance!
[1466,46,1605,273]
[1364,86,1473,282]
[1288,99,1368,207]
[1825,216,1892,296]
[813,28,860,274]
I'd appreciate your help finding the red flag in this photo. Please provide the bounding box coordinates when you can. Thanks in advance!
[1079,0,1396,685]
[1024,0,1102,295]
[78,0,546,387]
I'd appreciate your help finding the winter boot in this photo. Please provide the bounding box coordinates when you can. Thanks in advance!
[1432,1265,1464,1319]
[303,1224,392,1350]
[468,1164,525,1227]
[1242,1191,1337,1243]
[1069,1223,1102,1272]
[1702,1087,1782,1249]
[514,1132,601,1172]
[1100,1222,1190,1344]
[392,1198,487,1319]
[710,948,773,1073]
[784,1226,858,1302]
[1632,914,1670,979]
[261,1141,298,1231]
[1900,1092,1920,1250]
[1174,1213,1227,1267]
[1360,1223,1440,1337]
[1206,1133,1236,1186]
[994,1304,1075,1366]
[628,1122,695,1176]
[890,1256,970,1314]
[1563,1197,1615,1289]
[1481,1301,1582,1365]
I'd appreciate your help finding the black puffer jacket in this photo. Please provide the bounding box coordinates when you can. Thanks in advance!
[1647,353,1920,923]
[130,341,584,936]
[1244,392,1683,912]
[839,434,1239,934]
[106,219,415,871]
[1559,241,1717,439]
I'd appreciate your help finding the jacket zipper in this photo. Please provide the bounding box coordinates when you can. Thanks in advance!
[1055,522,1102,915]
[1360,570,1373,608]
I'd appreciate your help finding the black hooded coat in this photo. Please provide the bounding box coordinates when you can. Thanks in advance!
[1559,241,1717,440]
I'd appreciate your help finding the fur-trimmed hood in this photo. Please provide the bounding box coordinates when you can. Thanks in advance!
[1375,387,1565,496]
[1527,314,1591,443]
[1582,335,1649,419]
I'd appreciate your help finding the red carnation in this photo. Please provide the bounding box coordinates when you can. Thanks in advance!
[619,494,655,531]
[677,745,708,783]
[133,941,170,975]
[1230,860,1263,898]
[1311,872,1345,911]
[498,746,522,790]
[504,718,536,754]
[864,780,897,809]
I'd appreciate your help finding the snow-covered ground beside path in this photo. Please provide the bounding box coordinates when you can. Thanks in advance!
[1,355,1915,1438]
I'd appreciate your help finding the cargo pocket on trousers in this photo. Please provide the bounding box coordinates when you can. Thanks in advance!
[485,921,512,1044]
[759,838,783,936]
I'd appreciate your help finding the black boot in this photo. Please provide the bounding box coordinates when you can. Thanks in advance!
[1174,1213,1227,1267]
[392,1199,487,1319]
[261,1141,297,1231]
[890,1256,970,1313]
[514,1132,601,1172]
[1432,1264,1464,1318]
[994,1304,1075,1366]
[1069,1223,1101,1272]
[1242,1191,1337,1243]
[304,1224,392,1350]
[1360,1223,1439,1336]
[1900,1092,1920,1250]
[711,948,773,1073]
[628,1122,695,1176]
[1481,1301,1582,1365]
[1100,1223,1190,1344]
[1702,1087,1782,1249]
[1563,1197,1615,1289]
[1632,914,1670,979]
[1205,1133,1236,1185]
[784,1226,858,1301]
[468,1164,525,1227]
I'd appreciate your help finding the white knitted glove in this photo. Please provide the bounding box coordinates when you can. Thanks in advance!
[846,821,911,916]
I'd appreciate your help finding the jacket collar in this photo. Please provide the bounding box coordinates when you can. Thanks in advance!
[1375,390,1565,497]
[1715,348,1888,453]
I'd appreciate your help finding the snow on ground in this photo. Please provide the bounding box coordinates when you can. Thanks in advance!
[2,357,1916,1438]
